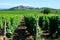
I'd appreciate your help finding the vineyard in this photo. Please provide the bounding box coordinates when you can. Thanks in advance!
[0,10,60,40]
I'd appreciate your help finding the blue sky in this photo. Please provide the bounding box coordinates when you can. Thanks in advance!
[0,0,60,9]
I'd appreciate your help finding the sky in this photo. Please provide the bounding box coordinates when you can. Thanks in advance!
[0,0,60,9]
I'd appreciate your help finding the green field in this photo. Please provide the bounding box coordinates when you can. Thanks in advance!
[0,10,60,40]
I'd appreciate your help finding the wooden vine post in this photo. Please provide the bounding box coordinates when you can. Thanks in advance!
[36,16,41,40]
[4,20,6,40]
[36,18,38,40]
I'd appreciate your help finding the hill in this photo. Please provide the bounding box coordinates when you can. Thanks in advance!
[8,5,40,10]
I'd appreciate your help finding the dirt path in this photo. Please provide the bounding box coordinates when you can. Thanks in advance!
[13,17,33,40]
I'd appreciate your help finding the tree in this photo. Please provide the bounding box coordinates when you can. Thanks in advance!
[41,8,51,14]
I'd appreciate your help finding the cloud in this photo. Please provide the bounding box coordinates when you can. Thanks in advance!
[0,3,33,6]
[0,3,20,6]
[0,3,20,8]
[0,3,38,8]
